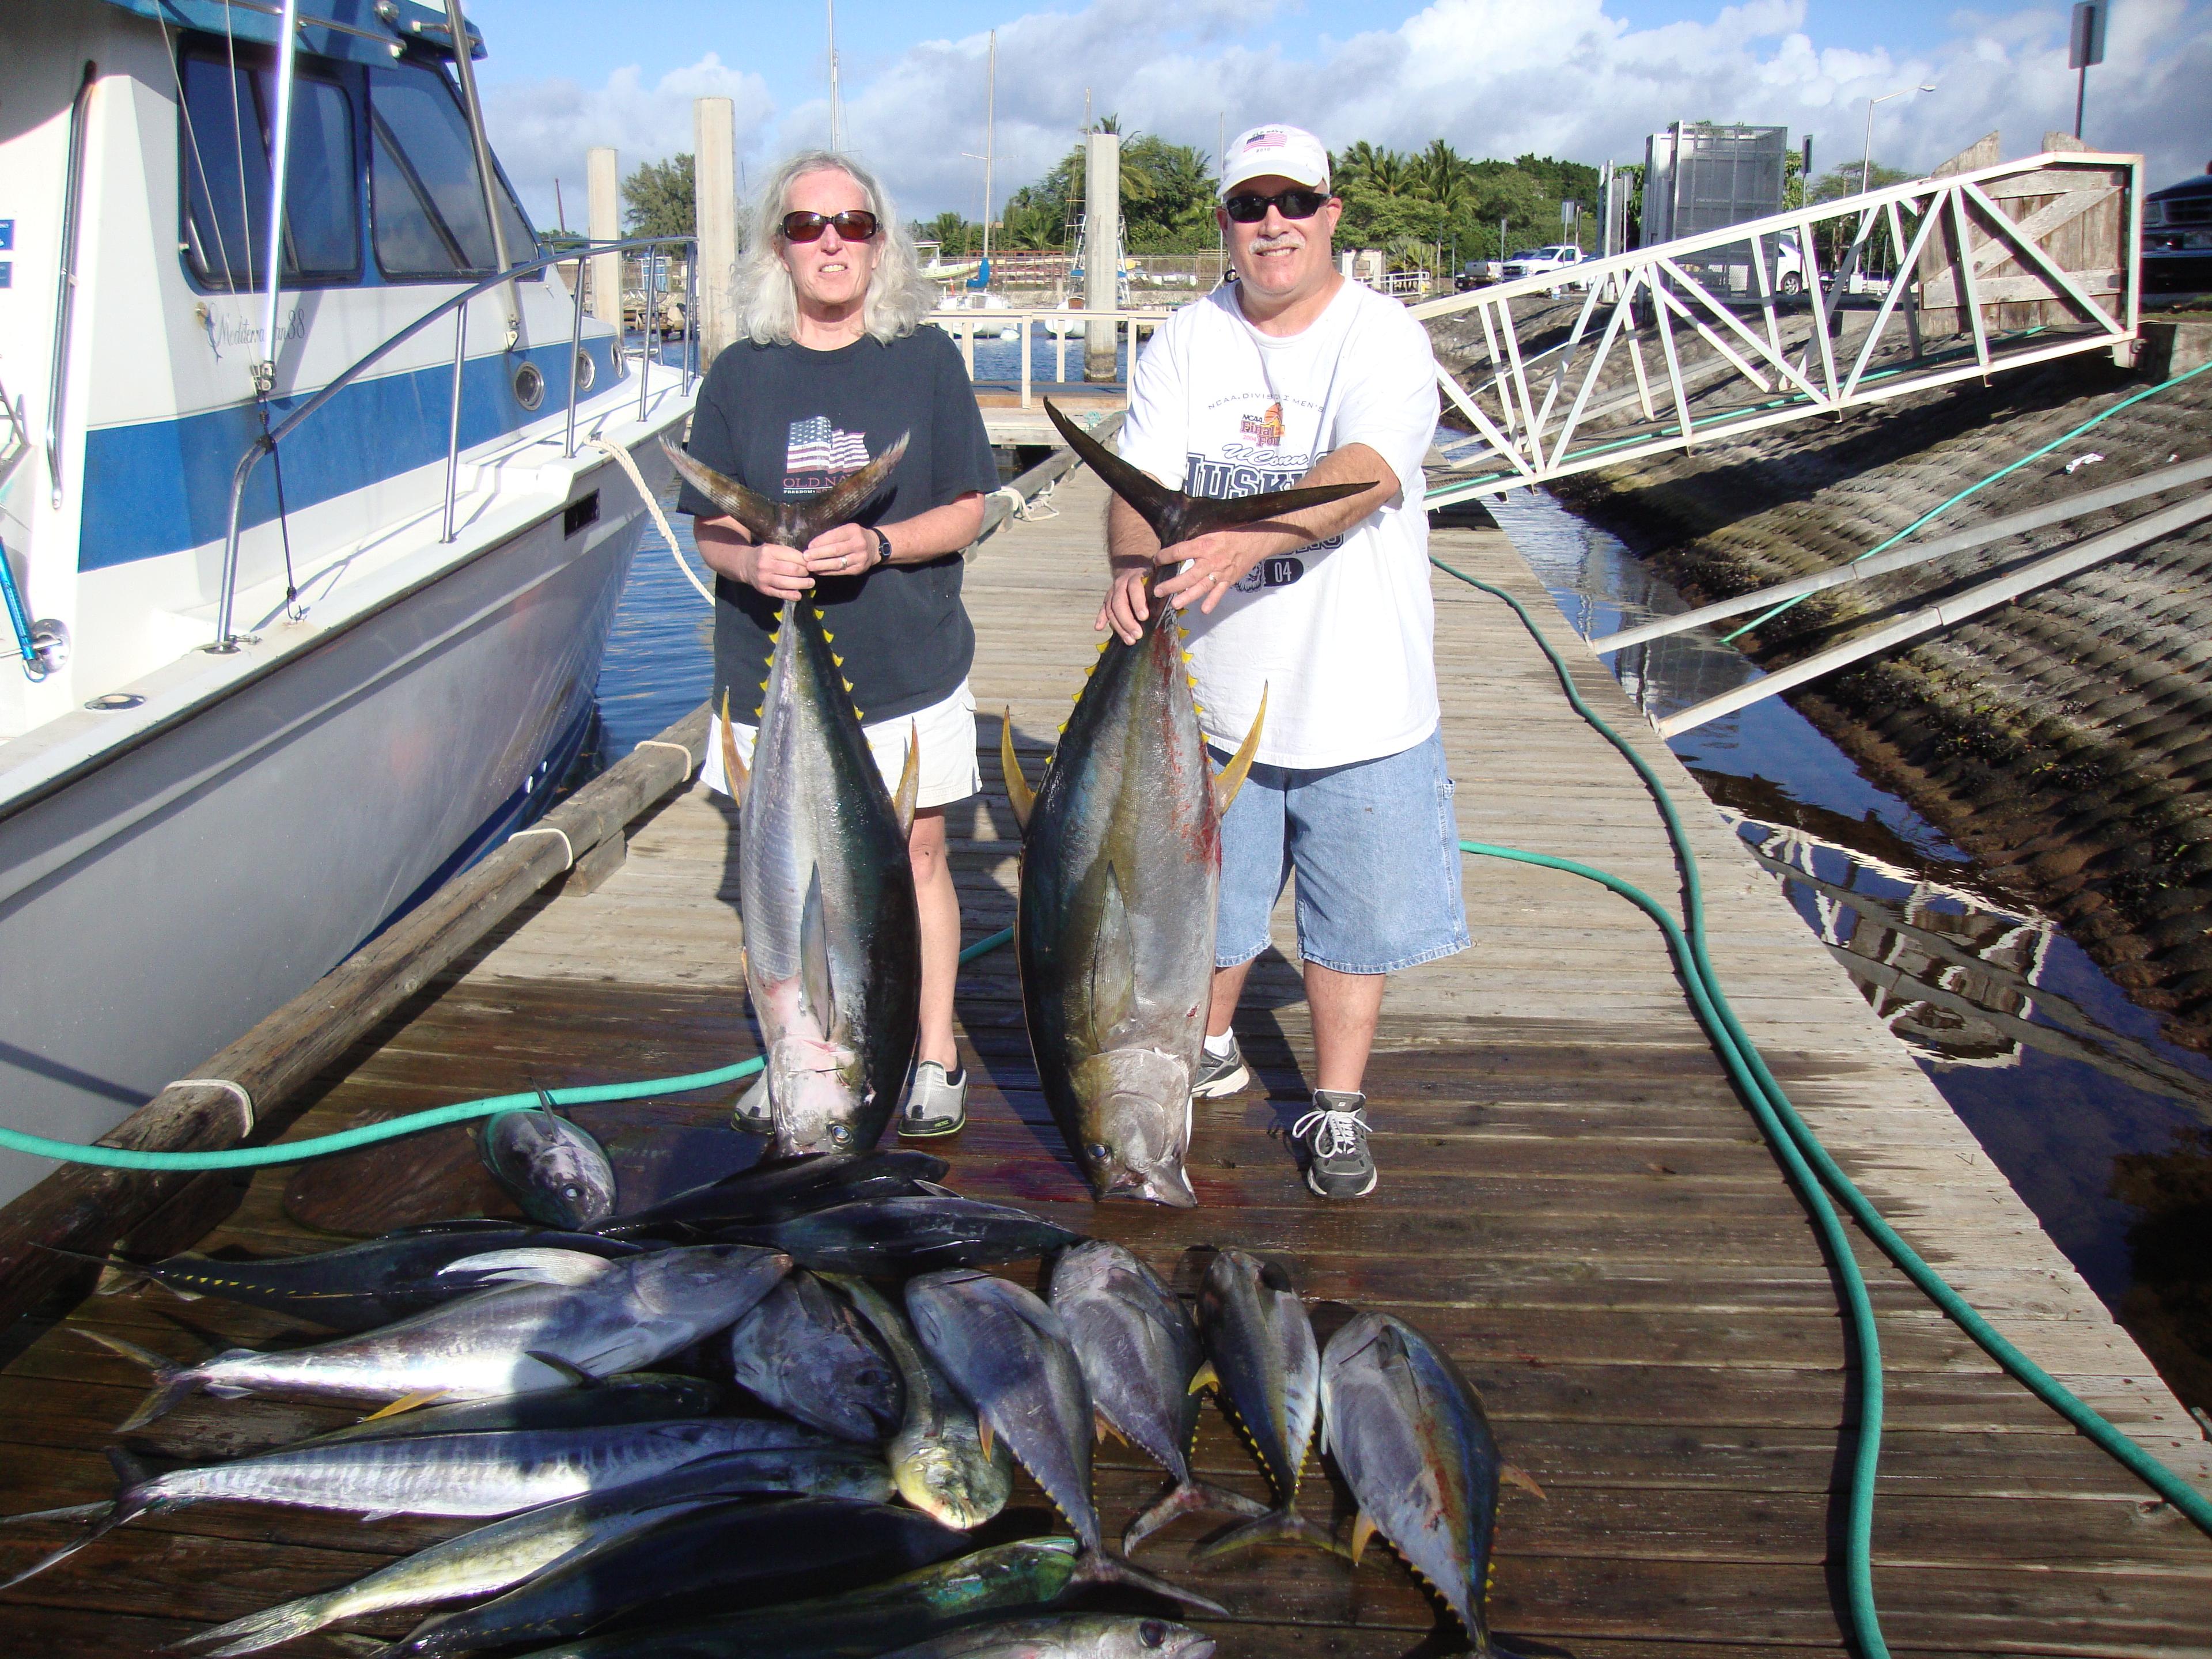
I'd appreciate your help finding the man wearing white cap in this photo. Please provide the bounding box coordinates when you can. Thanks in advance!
[1097,123,1463,1200]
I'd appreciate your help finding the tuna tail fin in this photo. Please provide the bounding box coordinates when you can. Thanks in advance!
[893,721,921,835]
[78,1328,206,1431]
[661,438,784,546]
[790,431,912,547]
[1071,1548,1229,1616]
[171,1586,347,1657]
[1189,1504,1355,1564]
[1122,1476,1271,1554]
[1042,399,1374,549]
[718,690,749,808]
[1212,683,1267,817]
[0,1447,154,1589]
[998,711,1034,835]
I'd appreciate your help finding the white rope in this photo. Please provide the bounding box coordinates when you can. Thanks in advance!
[509,825,575,871]
[166,1078,255,1134]
[634,738,696,777]
[590,438,717,606]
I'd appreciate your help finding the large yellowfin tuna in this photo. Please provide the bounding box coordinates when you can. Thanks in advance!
[1002,402,1373,1206]
[662,437,923,1158]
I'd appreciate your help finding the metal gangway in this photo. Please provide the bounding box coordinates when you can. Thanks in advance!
[1411,146,2142,506]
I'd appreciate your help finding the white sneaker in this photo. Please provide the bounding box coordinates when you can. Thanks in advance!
[899,1061,968,1138]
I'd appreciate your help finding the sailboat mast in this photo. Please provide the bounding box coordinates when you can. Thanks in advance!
[827,0,842,150]
[983,30,995,263]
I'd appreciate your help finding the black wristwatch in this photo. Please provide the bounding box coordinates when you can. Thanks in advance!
[868,525,891,567]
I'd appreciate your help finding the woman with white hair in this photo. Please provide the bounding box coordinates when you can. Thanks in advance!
[678,149,997,1138]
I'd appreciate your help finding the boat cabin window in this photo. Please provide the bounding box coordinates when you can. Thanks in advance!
[180,52,361,289]
[369,60,536,281]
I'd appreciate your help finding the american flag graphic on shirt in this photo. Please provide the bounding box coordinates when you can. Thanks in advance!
[786,416,872,472]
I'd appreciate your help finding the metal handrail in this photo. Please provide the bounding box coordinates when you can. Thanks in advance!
[213,233,695,650]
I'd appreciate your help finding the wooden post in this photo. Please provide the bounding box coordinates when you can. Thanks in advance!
[692,98,740,370]
[1084,130,1121,381]
[588,146,621,329]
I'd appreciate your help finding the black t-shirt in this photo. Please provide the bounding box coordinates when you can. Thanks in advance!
[678,327,999,726]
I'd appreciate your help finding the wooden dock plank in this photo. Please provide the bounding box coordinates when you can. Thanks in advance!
[2,467,2208,1656]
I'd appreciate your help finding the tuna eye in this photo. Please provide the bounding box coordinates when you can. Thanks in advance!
[560,1184,582,1199]
[828,1123,853,1146]
[1140,1621,1169,1649]
[1086,1142,1111,1163]
[1259,1261,1293,1293]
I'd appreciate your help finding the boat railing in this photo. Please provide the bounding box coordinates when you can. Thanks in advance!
[926,305,1176,406]
[212,233,699,653]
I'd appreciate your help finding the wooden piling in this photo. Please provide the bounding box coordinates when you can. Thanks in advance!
[692,98,740,369]
[587,146,621,328]
[1084,130,1121,382]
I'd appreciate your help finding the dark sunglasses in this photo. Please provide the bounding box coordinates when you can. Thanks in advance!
[781,209,879,243]
[1222,188,1332,224]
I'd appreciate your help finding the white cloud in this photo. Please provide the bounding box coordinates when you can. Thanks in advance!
[483,54,777,229]
[479,1,2212,229]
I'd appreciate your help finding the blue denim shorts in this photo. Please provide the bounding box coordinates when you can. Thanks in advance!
[1213,726,1472,975]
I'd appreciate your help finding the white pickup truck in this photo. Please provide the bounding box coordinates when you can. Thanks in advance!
[1499,245,1588,289]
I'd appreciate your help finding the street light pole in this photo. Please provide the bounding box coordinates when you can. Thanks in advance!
[1861,83,1936,195]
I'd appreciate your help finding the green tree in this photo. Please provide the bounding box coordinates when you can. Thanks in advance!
[622,154,695,239]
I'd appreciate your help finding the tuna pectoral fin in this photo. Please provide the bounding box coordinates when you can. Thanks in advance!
[791,431,912,546]
[1213,685,1268,817]
[718,691,749,808]
[661,439,784,546]
[893,722,921,835]
[998,710,1034,835]
[800,866,838,1033]
[1082,864,1137,1044]
[1122,1478,1271,1554]
[1071,1550,1228,1616]
[1190,1506,1354,1563]
[354,1389,451,1425]
[78,1328,202,1431]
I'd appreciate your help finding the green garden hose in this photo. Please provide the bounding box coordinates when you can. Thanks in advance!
[1429,555,2212,1647]
[0,929,1014,1172]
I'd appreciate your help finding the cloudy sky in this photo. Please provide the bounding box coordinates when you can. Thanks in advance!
[466,0,2212,230]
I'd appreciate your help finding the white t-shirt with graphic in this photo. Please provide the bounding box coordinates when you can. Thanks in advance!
[1117,278,1441,770]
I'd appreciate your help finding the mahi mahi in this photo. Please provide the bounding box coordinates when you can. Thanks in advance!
[1047,1240,1266,1552]
[664,436,922,1160]
[838,1275,1013,1529]
[86,1243,789,1429]
[1321,1311,1524,1656]
[1004,401,1372,1206]
[1189,1247,1342,1559]
[904,1267,1221,1612]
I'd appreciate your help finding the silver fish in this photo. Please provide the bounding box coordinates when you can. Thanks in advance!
[877,1613,1216,1659]
[1322,1311,1523,1656]
[669,434,922,1161]
[839,1275,1012,1529]
[172,1444,888,1656]
[1002,402,1369,1208]
[726,1270,903,1443]
[1190,1248,1343,1559]
[906,1268,1221,1612]
[1047,1240,1266,1552]
[0,1416,831,1590]
[478,1105,618,1229]
[88,1243,790,1429]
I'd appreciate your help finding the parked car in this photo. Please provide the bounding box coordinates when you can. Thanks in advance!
[2144,166,2212,296]
[1501,245,1586,287]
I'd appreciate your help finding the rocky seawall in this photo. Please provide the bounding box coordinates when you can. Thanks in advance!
[1524,329,2212,1048]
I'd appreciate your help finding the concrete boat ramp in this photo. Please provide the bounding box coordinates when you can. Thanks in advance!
[2,467,2209,1656]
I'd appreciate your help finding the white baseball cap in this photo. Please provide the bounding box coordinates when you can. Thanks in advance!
[1219,124,1332,198]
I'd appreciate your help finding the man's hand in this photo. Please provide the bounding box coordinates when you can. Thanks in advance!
[1150,528,1268,613]
[1096,560,1154,644]
[803,522,878,579]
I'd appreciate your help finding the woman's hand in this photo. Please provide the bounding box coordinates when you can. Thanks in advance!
[804,522,881,579]
[739,540,816,601]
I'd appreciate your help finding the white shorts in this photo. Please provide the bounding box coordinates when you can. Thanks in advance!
[703,679,981,810]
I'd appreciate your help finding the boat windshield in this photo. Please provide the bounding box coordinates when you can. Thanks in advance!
[179,48,361,290]
[369,59,536,280]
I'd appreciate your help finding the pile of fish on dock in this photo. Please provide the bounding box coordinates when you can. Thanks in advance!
[6,1142,1520,1658]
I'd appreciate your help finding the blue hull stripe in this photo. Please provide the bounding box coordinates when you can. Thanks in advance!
[78,336,619,571]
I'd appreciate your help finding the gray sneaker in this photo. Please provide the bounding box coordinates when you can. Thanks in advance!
[1191,1034,1251,1099]
[730,1073,772,1135]
[1292,1092,1376,1199]
[899,1061,969,1138]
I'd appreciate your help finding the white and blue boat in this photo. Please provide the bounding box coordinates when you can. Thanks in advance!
[0,0,697,1201]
